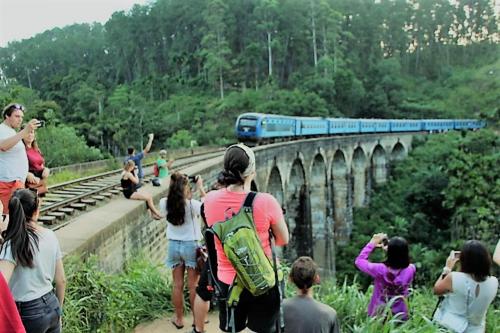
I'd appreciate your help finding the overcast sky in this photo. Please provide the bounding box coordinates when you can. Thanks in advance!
[0,0,151,47]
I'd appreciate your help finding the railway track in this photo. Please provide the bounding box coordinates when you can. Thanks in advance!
[39,149,225,228]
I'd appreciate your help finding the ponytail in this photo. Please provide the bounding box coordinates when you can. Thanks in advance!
[0,191,39,268]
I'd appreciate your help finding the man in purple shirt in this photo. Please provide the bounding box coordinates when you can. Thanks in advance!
[355,233,416,320]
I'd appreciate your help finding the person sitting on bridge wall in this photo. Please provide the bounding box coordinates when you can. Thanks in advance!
[284,256,340,333]
[0,103,40,214]
[120,160,162,220]
[124,133,154,183]
[0,188,66,333]
[355,233,416,321]
[156,149,174,185]
[159,172,206,330]
[22,126,50,196]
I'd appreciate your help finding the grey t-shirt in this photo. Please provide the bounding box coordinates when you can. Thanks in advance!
[0,228,62,301]
[284,295,340,333]
[0,123,28,182]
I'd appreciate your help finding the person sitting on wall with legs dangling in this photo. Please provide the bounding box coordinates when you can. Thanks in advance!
[121,159,163,220]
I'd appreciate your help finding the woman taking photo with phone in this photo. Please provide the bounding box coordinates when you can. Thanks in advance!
[0,189,66,333]
[355,233,416,321]
[159,172,206,329]
[433,240,498,332]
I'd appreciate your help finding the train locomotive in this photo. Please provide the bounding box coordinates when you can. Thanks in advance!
[235,112,486,145]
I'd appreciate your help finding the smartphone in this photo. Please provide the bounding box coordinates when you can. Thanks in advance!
[453,251,461,259]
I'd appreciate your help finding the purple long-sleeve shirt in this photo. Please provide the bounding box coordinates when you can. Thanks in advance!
[355,242,416,320]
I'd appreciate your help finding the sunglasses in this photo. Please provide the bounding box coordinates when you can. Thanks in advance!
[11,103,25,111]
[1,214,6,222]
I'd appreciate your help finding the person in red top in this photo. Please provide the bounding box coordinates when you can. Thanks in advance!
[0,272,26,333]
[22,128,49,195]
[203,143,289,333]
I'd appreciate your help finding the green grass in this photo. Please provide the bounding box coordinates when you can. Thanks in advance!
[62,257,498,332]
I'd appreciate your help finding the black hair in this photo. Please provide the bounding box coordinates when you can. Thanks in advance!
[290,256,318,291]
[127,147,135,155]
[2,103,25,119]
[219,146,249,186]
[460,240,491,282]
[166,172,188,226]
[0,189,39,268]
[384,237,410,269]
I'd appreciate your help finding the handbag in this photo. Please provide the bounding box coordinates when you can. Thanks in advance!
[433,278,471,333]
[190,201,207,273]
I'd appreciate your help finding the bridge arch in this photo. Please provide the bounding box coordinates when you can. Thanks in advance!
[309,153,329,267]
[352,147,367,207]
[286,158,311,259]
[391,142,406,161]
[266,165,284,206]
[371,144,387,185]
[331,150,350,243]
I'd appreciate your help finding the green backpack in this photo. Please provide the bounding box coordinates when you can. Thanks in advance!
[208,192,277,298]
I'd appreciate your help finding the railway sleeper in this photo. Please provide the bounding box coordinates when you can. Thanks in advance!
[47,212,66,220]
[70,203,87,210]
[80,199,97,206]
[38,215,57,225]
[58,208,75,215]
[92,195,106,201]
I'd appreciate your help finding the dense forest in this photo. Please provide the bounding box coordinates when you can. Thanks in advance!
[0,0,498,159]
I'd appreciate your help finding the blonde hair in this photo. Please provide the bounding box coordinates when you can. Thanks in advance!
[124,159,135,170]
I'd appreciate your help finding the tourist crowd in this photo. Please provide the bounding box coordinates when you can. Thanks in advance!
[0,102,498,333]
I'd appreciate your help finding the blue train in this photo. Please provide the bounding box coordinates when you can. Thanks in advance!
[235,113,486,144]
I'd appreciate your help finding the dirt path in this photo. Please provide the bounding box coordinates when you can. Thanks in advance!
[134,312,220,333]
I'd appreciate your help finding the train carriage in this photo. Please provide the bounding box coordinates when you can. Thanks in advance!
[422,119,455,132]
[360,119,391,133]
[454,119,486,130]
[328,118,361,135]
[298,117,329,136]
[390,119,422,132]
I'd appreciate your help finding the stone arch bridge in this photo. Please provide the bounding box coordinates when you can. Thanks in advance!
[248,133,413,272]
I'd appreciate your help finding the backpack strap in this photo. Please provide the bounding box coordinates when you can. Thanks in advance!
[242,191,257,209]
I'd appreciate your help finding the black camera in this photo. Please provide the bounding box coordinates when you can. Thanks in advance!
[188,175,199,183]
[382,237,389,246]
[36,120,45,128]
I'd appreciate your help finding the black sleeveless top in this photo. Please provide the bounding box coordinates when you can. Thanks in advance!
[121,172,137,199]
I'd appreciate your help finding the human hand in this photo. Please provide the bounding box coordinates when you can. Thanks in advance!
[148,133,154,140]
[22,119,39,136]
[196,176,204,189]
[26,173,40,184]
[445,250,460,269]
[370,233,388,247]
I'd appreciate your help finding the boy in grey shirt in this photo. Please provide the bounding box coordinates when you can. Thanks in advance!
[284,256,340,333]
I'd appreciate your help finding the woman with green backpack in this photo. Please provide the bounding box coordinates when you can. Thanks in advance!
[202,143,289,333]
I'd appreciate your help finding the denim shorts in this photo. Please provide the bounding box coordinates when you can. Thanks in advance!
[16,290,61,333]
[166,240,198,269]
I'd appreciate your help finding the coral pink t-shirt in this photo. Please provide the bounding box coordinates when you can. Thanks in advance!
[203,188,284,284]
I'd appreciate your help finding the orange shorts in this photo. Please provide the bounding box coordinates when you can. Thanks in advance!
[0,180,24,214]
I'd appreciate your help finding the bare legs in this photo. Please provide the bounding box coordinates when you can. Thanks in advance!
[193,295,210,332]
[130,190,162,219]
[171,265,200,328]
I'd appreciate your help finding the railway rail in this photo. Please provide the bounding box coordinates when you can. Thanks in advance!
[39,149,225,229]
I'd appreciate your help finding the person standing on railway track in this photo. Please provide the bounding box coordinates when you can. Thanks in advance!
[125,133,154,183]
[0,103,40,214]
